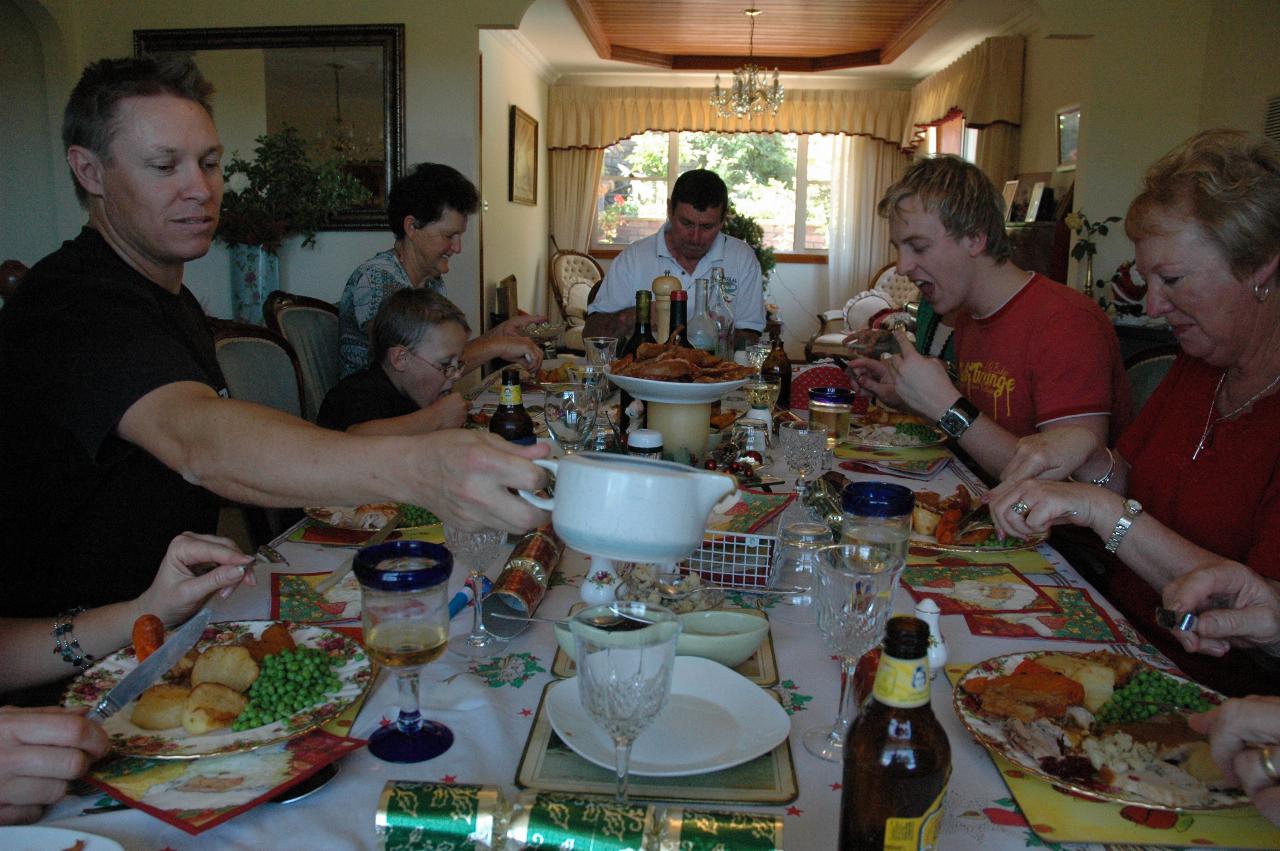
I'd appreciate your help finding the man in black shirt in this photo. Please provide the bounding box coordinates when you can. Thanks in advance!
[319,288,470,434]
[0,57,548,617]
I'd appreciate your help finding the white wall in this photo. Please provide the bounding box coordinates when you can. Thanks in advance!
[479,30,551,323]
[4,0,535,334]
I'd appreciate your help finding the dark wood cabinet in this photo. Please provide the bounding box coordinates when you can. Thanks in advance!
[1005,221,1070,284]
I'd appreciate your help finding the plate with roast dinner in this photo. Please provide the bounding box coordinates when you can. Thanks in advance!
[953,650,1244,810]
[848,404,947,449]
[911,486,1045,552]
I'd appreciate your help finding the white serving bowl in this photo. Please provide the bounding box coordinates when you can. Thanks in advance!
[554,609,768,668]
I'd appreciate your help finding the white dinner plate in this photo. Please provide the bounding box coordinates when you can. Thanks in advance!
[605,370,748,405]
[0,826,123,851]
[546,655,789,776]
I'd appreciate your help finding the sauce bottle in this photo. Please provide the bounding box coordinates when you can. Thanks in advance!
[839,616,951,850]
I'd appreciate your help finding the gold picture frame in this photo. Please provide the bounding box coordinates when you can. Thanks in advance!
[509,106,538,206]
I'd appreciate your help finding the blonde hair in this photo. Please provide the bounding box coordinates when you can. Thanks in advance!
[1126,129,1280,279]
[372,289,469,363]
[877,155,1012,263]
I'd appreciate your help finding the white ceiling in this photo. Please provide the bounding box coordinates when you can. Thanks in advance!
[514,0,1040,85]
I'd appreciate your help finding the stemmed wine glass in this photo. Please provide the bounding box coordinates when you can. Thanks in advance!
[543,383,598,455]
[745,340,772,379]
[582,336,619,449]
[355,540,454,763]
[570,601,680,802]
[802,542,905,761]
[778,421,829,526]
[444,524,507,658]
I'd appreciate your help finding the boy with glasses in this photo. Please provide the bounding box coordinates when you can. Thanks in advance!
[320,288,471,434]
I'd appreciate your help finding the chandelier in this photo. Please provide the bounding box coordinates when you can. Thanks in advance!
[709,8,784,118]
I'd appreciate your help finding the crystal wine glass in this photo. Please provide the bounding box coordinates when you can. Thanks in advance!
[355,540,454,763]
[570,601,681,802]
[745,341,772,379]
[802,542,904,761]
[582,336,618,409]
[778,421,829,526]
[444,524,507,658]
[543,383,598,454]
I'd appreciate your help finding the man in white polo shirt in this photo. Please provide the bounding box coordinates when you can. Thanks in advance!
[584,169,765,349]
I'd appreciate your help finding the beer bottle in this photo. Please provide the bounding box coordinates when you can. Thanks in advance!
[667,289,689,347]
[839,616,951,851]
[760,333,792,411]
[489,367,536,445]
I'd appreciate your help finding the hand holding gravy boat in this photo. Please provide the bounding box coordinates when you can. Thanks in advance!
[517,452,738,563]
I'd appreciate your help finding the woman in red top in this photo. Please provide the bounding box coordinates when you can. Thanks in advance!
[987,129,1280,697]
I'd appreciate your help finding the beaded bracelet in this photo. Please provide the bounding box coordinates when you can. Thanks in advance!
[52,607,96,671]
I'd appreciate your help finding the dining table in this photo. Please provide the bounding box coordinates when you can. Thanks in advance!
[30,376,1280,850]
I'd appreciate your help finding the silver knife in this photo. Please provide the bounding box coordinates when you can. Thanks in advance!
[86,606,214,722]
[314,509,401,595]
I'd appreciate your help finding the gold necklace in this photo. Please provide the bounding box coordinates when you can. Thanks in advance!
[1192,368,1280,460]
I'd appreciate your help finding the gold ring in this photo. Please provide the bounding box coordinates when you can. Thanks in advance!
[1262,746,1280,783]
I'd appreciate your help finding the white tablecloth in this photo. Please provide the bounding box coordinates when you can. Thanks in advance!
[37,420,1155,849]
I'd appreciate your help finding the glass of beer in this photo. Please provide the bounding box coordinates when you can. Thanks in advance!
[355,540,454,763]
[808,386,855,449]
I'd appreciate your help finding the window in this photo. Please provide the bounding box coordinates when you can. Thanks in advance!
[592,131,835,254]
[923,112,978,162]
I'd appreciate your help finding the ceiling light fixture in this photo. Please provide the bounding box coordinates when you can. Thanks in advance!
[709,8,784,119]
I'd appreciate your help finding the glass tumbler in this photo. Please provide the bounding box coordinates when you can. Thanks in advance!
[808,386,855,450]
[840,481,915,573]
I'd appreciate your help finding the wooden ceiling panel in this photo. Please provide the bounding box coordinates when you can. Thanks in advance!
[567,0,949,70]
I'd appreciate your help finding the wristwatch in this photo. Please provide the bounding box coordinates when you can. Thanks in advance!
[1104,498,1143,553]
[936,397,981,439]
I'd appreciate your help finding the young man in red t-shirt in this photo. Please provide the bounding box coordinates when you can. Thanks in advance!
[851,156,1131,477]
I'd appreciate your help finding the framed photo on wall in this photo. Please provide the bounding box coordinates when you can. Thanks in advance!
[509,106,538,206]
[1057,106,1080,167]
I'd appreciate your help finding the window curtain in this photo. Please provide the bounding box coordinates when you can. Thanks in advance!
[827,135,909,308]
[973,122,1021,190]
[549,147,605,253]
[547,86,911,150]
[901,35,1024,153]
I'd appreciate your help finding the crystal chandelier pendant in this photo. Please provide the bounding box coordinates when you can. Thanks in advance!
[709,8,785,119]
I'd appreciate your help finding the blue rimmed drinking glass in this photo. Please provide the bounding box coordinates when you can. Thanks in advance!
[355,540,454,762]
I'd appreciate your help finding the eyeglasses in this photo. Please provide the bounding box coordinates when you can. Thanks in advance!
[403,348,464,379]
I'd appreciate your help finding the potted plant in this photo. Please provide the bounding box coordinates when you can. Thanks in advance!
[723,205,777,282]
[217,127,370,323]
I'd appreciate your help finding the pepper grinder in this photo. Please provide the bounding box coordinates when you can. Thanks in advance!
[913,597,947,680]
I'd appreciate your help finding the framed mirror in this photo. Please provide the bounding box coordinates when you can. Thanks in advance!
[135,24,404,230]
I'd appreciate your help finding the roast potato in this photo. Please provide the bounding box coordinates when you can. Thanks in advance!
[130,683,188,730]
[191,645,259,693]
[182,682,248,734]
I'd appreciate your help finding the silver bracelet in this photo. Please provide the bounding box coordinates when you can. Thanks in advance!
[1071,447,1115,487]
[52,607,96,671]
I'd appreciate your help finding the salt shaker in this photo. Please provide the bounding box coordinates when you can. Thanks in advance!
[913,597,947,679]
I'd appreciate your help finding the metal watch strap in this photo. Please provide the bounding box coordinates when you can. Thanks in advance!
[937,396,981,439]
[1104,499,1143,553]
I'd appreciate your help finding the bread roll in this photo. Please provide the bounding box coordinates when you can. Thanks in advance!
[130,683,188,730]
[183,683,248,734]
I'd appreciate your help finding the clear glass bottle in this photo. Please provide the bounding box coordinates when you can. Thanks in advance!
[686,277,719,353]
[709,268,735,358]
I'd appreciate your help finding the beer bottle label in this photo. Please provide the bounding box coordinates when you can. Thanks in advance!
[499,384,523,406]
[882,777,948,851]
[870,653,930,709]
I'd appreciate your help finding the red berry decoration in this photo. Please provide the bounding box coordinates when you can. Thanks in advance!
[744,450,764,464]
[703,458,719,471]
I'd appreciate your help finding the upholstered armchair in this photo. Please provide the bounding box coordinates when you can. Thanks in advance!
[805,263,919,361]
[549,250,603,353]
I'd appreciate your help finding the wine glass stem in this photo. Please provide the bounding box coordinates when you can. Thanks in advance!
[468,571,489,640]
[394,668,424,735]
[612,737,634,803]
[829,658,860,747]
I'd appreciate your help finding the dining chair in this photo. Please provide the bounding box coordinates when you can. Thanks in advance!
[1125,343,1180,415]
[804,262,918,361]
[549,249,604,354]
[209,317,306,545]
[263,291,340,423]
[210,318,306,418]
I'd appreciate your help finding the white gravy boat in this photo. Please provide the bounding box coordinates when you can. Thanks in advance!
[518,452,737,563]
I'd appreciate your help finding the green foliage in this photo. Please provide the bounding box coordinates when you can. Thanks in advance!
[217,127,371,253]
[723,204,776,281]
[1065,212,1122,262]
